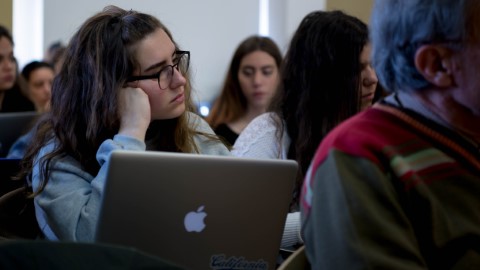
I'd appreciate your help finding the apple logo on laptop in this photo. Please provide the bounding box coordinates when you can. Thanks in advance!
[184,205,207,232]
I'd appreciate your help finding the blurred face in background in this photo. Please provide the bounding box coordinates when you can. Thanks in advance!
[27,66,54,112]
[0,37,16,92]
[238,50,279,111]
[359,44,378,110]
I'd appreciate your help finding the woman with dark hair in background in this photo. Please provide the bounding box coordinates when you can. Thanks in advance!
[21,61,55,113]
[18,5,229,241]
[233,10,378,250]
[0,25,35,155]
[0,25,35,113]
[44,41,66,75]
[6,61,55,158]
[206,35,282,145]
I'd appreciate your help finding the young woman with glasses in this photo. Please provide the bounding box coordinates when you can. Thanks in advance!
[18,5,229,241]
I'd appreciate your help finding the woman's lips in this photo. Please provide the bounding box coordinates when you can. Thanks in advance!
[2,75,15,83]
[361,92,375,100]
[171,93,185,103]
[252,92,266,98]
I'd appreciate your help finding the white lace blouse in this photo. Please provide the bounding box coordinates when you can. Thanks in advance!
[232,112,290,159]
[232,112,303,249]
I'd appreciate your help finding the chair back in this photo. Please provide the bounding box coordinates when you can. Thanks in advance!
[0,111,39,157]
[0,186,40,239]
[0,240,185,269]
[0,158,23,196]
[0,158,40,239]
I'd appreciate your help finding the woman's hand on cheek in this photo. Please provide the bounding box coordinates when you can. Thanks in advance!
[117,86,151,141]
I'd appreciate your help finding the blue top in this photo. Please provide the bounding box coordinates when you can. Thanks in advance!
[32,113,230,241]
[7,131,34,159]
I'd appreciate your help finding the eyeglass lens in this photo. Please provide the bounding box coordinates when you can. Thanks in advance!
[158,52,189,89]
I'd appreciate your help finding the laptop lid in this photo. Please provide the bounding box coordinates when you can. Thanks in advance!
[0,112,39,157]
[95,150,297,270]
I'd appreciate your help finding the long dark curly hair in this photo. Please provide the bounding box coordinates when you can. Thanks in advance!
[270,10,369,207]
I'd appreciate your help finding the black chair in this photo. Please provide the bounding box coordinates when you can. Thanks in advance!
[0,158,40,239]
[0,240,185,269]
[0,111,39,157]
[0,186,40,239]
[0,158,24,196]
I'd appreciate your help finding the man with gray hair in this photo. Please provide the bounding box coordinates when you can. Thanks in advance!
[300,0,480,268]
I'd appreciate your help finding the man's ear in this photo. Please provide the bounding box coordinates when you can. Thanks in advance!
[414,45,454,87]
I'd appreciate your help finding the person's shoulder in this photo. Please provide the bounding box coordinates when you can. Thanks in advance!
[318,107,410,162]
[231,112,283,158]
[253,112,278,125]
[37,138,56,157]
[186,111,202,123]
[235,112,279,146]
[242,112,279,134]
[186,112,231,156]
[186,112,214,133]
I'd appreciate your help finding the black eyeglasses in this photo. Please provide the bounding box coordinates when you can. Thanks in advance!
[127,50,190,90]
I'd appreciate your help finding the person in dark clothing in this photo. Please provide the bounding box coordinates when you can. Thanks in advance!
[0,25,35,113]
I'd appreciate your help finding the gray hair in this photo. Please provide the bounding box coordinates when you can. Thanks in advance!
[370,0,474,92]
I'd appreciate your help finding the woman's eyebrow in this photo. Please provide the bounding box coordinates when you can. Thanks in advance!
[144,60,167,73]
[143,50,176,73]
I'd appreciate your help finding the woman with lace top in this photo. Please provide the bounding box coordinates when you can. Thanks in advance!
[232,10,378,249]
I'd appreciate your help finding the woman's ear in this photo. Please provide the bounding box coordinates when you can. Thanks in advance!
[414,45,454,87]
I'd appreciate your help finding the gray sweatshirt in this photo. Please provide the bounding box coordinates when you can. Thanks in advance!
[32,113,230,241]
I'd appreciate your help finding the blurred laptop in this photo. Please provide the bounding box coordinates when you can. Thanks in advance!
[0,111,39,157]
[95,150,297,270]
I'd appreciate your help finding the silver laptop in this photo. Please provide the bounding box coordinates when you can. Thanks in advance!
[95,150,297,270]
[0,111,39,157]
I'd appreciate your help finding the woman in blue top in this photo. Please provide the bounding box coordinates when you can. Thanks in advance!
[18,5,229,241]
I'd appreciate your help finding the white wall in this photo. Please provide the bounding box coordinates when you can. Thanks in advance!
[286,0,325,42]
[12,0,43,69]
[18,0,326,104]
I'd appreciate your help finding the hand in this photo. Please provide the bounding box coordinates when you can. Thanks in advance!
[117,86,151,141]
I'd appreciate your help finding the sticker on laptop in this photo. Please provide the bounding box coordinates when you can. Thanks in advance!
[210,254,268,270]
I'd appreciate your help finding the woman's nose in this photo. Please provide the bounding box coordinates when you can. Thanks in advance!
[0,59,15,71]
[253,70,263,85]
[364,66,378,86]
[169,67,187,89]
